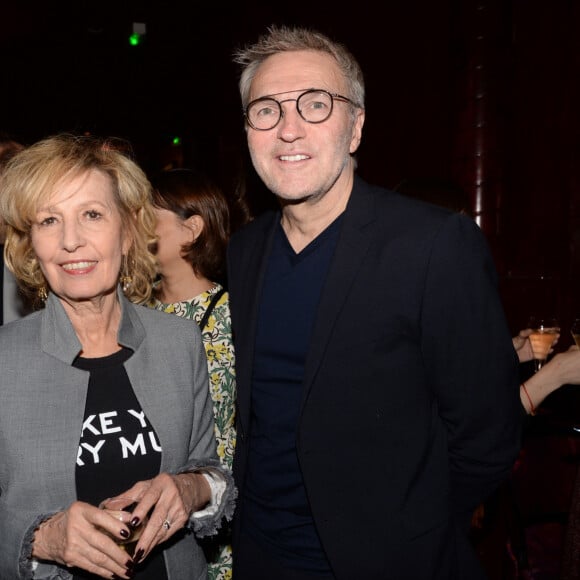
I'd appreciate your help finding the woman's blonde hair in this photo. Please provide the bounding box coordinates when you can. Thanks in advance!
[0,133,157,305]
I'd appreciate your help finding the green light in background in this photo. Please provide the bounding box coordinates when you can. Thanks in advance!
[129,23,146,47]
[172,136,182,146]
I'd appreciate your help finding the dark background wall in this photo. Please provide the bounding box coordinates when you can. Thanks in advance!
[2,0,579,341]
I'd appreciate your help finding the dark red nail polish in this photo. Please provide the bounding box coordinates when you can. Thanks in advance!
[119,528,129,539]
[134,548,144,563]
[129,517,140,527]
[125,559,134,569]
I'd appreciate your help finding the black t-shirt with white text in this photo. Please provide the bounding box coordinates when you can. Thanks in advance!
[73,347,167,580]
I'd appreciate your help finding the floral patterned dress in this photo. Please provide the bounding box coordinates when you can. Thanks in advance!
[150,283,236,580]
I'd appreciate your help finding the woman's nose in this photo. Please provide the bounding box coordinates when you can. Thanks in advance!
[61,220,84,252]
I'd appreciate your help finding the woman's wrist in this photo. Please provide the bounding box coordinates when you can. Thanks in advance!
[31,512,64,561]
[520,363,562,414]
[175,472,211,513]
[520,382,536,415]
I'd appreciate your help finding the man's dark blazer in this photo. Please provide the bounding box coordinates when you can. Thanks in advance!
[227,175,522,579]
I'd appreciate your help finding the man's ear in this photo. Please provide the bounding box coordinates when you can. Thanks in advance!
[185,215,204,242]
[349,108,365,155]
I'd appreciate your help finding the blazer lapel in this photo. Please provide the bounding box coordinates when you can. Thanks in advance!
[235,213,279,433]
[301,179,378,406]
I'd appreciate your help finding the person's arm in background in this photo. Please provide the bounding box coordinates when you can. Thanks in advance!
[517,340,580,415]
[511,327,580,414]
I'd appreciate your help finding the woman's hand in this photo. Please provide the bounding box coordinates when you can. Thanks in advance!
[520,345,580,414]
[513,328,560,363]
[113,472,211,563]
[513,328,534,362]
[32,501,135,579]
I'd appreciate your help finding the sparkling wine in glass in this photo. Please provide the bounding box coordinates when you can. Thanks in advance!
[98,497,147,556]
[528,316,560,372]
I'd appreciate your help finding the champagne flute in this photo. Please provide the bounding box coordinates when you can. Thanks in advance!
[98,497,148,556]
[528,316,560,372]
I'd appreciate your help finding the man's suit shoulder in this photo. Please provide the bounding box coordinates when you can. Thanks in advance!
[351,178,475,241]
[360,180,456,220]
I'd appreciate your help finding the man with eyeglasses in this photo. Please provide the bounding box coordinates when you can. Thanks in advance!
[227,25,522,580]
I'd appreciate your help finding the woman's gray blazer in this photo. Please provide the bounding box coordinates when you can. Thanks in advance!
[0,288,235,579]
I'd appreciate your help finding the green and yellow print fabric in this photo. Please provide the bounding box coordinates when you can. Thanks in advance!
[150,284,236,580]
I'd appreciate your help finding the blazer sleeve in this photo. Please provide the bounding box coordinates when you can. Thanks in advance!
[135,310,237,539]
[420,212,522,522]
[176,328,236,537]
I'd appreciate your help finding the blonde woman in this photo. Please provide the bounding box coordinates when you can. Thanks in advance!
[0,134,235,580]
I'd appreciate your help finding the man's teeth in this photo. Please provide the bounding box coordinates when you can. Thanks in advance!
[280,154,308,161]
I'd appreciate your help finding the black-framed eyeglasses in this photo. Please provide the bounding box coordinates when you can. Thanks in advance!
[244,88,356,131]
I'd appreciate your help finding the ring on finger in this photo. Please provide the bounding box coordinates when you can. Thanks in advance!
[162,519,171,531]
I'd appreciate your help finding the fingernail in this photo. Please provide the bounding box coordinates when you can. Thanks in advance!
[119,528,129,539]
[134,548,144,563]
[125,559,134,570]
[125,569,135,579]
[129,517,140,527]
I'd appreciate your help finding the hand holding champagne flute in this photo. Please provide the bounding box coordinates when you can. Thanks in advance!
[528,316,560,372]
[99,497,149,557]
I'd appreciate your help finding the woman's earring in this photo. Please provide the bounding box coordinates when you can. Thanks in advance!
[121,274,132,293]
[120,256,133,293]
[37,285,48,302]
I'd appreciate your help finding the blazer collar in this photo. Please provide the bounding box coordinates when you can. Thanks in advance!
[301,176,378,399]
[41,285,146,364]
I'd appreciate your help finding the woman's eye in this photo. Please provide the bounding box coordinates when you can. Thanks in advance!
[38,216,56,226]
[85,210,102,219]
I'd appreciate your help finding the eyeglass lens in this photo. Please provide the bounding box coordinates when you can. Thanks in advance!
[247,90,335,130]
